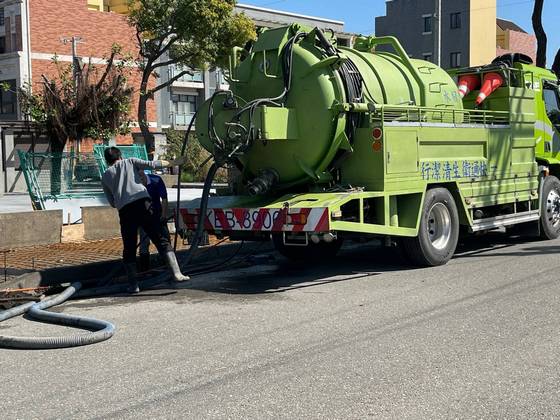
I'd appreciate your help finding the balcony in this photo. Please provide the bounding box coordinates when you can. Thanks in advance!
[170,66,204,86]
[171,113,196,128]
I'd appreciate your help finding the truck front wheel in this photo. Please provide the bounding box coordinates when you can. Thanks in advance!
[540,175,560,240]
[401,188,459,267]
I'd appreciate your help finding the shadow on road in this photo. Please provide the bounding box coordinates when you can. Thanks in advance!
[176,243,414,296]
[66,230,558,305]
[454,231,556,259]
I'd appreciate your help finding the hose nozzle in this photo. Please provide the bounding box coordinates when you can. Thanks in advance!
[247,169,279,196]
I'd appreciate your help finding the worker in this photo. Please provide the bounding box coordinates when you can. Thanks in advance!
[101,147,189,293]
[138,169,169,272]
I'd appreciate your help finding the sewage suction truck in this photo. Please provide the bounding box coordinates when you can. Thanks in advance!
[181,24,560,266]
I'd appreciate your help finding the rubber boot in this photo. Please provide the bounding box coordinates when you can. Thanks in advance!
[164,251,190,282]
[139,253,150,272]
[124,262,140,294]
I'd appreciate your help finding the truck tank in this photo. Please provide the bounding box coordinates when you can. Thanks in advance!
[195,24,463,194]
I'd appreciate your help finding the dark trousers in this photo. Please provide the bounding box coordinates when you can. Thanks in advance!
[119,198,172,264]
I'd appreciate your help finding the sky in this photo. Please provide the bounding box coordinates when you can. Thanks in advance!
[240,0,560,65]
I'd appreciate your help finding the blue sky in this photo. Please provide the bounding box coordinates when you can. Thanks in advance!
[241,0,560,65]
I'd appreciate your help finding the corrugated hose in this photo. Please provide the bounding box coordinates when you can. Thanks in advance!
[0,282,115,350]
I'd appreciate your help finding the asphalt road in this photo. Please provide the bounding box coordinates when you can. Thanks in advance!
[2,232,560,419]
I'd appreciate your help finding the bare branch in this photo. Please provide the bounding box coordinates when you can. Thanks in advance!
[153,35,180,60]
[150,70,191,94]
[136,29,145,56]
[152,57,190,70]
[95,49,117,90]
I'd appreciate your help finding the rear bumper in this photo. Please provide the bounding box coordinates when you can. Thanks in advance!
[180,207,330,233]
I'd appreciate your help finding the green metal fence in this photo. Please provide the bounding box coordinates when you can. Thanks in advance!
[19,145,149,210]
[93,144,149,176]
[18,151,103,209]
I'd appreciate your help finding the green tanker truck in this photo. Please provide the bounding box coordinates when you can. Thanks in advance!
[181,24,560,266]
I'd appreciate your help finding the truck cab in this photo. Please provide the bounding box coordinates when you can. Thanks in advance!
[526,64,560,165]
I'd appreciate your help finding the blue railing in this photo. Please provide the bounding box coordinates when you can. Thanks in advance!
[170,66,203,83]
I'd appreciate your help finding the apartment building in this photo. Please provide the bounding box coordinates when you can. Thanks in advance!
[375,0,496,68]
[376,0,535,69]
[0,0,156,195]
[0,0,157,126]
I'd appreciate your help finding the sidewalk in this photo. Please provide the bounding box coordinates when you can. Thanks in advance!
[0,193,34,213]
[0,187,211,224]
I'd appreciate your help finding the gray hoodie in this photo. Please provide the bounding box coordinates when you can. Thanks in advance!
[102,158,163,210]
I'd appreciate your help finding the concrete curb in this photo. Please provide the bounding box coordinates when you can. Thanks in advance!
[0,210,63,249]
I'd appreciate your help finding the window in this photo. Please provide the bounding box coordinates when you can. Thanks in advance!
[171,94,198,116]
[422,53,432,62]
[423,15,432,33]
[0,79,17,115]
[0,37,5,54]
[450,12,461,29]
[450,52,461,68]
[0,8,4,26]
[544,88,560,112]
[543,85,560,126]
[171,65,203,83]
[216,70,226,86]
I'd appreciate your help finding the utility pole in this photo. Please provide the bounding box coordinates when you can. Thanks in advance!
[61,36,84,153]
[61,36,84,99]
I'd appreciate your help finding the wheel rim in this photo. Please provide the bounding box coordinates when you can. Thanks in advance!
[427,202,452,250]
[546,189,560,228]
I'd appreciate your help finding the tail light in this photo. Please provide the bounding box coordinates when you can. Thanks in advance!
[286,213,308,225]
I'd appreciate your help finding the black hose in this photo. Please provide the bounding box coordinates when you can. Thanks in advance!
[173,110,199,252]
[181,163,219,268]
[173,30,309,266]
[173,99,221,267]
[0,282,115,349]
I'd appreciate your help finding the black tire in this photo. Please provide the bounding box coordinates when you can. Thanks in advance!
[539,175,560,239]
[401,188,460,267]
[272,234,343,262]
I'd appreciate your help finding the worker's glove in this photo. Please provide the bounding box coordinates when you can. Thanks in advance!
[171,156,187,167]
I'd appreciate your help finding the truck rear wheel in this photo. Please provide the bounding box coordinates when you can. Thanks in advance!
[272,234,343,262]
[401,188,459,267]
[540,175,560,239]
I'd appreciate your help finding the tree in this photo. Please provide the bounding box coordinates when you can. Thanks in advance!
[17,44,134,194]
[127,0,256,158]
[532,0,547,68]
[552,51,560,78]
[163,128,227,183]
[532,0,560,77]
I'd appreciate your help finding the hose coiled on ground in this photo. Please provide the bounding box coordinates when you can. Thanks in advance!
[0,282,115,349]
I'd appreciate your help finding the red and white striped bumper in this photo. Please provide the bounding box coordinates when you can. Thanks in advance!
[180,207,330,233]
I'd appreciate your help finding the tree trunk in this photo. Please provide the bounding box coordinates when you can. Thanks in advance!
[49,139,66,197]
[138,91,155,161]
[532,0,547,68]
[552,49,560,78]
